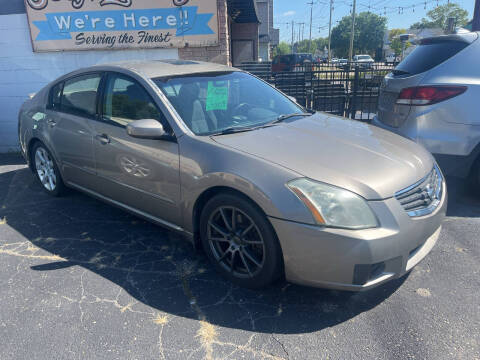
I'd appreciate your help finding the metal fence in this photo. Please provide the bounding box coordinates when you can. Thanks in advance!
[238,62,395,121]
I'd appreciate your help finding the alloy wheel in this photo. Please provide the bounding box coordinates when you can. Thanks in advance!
[207,206,266,279]
[34,147,57,192]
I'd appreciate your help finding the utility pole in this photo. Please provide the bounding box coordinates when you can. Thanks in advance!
[473,0,480,31]
[308,1,314,53]
[328,0,333,61]
[291,20,295,53]
[348,0,357,62]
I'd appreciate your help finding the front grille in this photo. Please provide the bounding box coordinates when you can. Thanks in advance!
[395,166,443,217]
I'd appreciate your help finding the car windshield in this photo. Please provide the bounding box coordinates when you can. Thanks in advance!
[154,72,304,135]
[357,55,371,60]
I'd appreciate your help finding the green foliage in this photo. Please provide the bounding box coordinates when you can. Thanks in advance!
[410,3,469,30]
[389,28,411,56]
[273,41,291,57]
[294,39,317,54]
[330,12,387,58]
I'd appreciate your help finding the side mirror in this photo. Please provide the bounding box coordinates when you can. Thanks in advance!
[287,95,297,103]
[126,119,170,140]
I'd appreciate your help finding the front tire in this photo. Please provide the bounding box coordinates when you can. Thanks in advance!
[200,193,283,289]
[32,142,65,197]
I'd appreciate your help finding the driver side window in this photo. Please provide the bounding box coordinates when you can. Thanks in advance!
[103,73,169,131]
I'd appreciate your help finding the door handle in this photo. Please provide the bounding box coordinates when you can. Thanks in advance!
[95,133,110,145]
[46,118,57,127]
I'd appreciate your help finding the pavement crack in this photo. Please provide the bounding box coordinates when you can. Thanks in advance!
[271,334,289,359]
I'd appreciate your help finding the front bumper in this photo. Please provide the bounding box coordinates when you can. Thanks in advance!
[270,182,447,291]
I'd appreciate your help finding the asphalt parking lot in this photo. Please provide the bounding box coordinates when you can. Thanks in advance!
[0,153,478,360]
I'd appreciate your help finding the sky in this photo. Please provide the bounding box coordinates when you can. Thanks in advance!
[274,0,475,43]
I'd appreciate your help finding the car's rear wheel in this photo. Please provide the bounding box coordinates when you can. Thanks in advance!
[200,193,283,289]
[471,157,480,195]
[32,142,65,196]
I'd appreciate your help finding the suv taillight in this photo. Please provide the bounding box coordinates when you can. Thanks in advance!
[396,86,467,106]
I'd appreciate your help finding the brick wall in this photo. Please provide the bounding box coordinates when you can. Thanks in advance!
[179,0,230,65]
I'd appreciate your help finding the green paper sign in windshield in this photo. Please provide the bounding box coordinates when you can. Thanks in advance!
[206,81,229,111]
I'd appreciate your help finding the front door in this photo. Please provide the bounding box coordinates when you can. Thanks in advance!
[90,72,181,227]
[45,73,101,188]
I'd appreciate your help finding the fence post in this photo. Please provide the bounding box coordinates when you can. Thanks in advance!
[305,61,314,109]
[349,66,359,119]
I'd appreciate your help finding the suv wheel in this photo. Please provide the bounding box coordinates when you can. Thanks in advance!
[471,157,480,195]
[32,142,65,196]
[200,193,283,289]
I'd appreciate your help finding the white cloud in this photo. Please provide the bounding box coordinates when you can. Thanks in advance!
[283,10,296,17]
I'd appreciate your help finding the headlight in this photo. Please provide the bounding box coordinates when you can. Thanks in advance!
[287,178,378,229]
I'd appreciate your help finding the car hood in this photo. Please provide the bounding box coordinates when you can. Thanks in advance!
[212,113,434,200]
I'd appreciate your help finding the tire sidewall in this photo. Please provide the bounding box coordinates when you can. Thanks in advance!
[32,142,65,196]
[200,193,283,289]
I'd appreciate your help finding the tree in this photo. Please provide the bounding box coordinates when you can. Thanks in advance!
[273,41,291,57]
[389,28,411,56]
[410,3,469,30]
[330,12,387,58]
[294,39,318,54]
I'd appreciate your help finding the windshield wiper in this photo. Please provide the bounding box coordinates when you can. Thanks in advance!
[270,112,312,125]
[211,126,255,136]
[391,69,410,76]
[212,112,313,136]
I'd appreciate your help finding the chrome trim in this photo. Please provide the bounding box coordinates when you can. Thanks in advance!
[395,165,443,217]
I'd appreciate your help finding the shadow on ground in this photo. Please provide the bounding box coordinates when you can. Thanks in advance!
[4,154,476,335]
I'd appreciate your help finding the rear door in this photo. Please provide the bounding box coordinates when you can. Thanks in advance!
[90,72,182,226]
[44,73,101,188]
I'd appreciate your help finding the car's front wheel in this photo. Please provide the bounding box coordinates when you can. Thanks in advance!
[200,193,283,288]
[32,142,65,196]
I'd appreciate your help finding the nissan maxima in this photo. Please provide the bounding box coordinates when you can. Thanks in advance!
[18,60,447,290]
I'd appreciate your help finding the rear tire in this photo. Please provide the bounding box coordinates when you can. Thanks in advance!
[470,158,480,196]
[200,193,283,289]
[32,142,66,197]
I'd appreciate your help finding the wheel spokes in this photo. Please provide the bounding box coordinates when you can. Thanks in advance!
[229,251,236,273]
[219,208,232,231]
[207,205,265,279]
[208,221,229,237]
[242,248,262,268]
[35,147,56,191]
[238,251,252,276]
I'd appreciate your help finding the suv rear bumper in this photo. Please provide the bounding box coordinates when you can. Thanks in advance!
[372,115,480,178]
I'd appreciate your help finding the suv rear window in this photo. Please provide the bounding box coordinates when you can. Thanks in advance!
[393,40,469,76]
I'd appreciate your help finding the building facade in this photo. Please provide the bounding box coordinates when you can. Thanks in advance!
[256,0,279,61]
[0,0,263,152]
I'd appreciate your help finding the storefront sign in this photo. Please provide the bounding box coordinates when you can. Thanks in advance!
[25,0,218,52]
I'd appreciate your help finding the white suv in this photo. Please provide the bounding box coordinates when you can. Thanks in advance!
[353,54,374,68]
[373,32,480,190]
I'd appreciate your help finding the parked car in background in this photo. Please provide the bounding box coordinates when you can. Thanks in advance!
[272,53,313,73]
[336,58,348,68]
[19,60,446,291]
[385,54,400,64]
[353,54,374,68]
[373,32,480,190]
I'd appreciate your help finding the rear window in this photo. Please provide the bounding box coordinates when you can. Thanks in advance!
[393,40,469,76]
[296,54,312,63]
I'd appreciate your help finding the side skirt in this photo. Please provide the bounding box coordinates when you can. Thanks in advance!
[66,181,195,244]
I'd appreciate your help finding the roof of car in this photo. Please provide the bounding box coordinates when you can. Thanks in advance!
[83,59,240,79]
